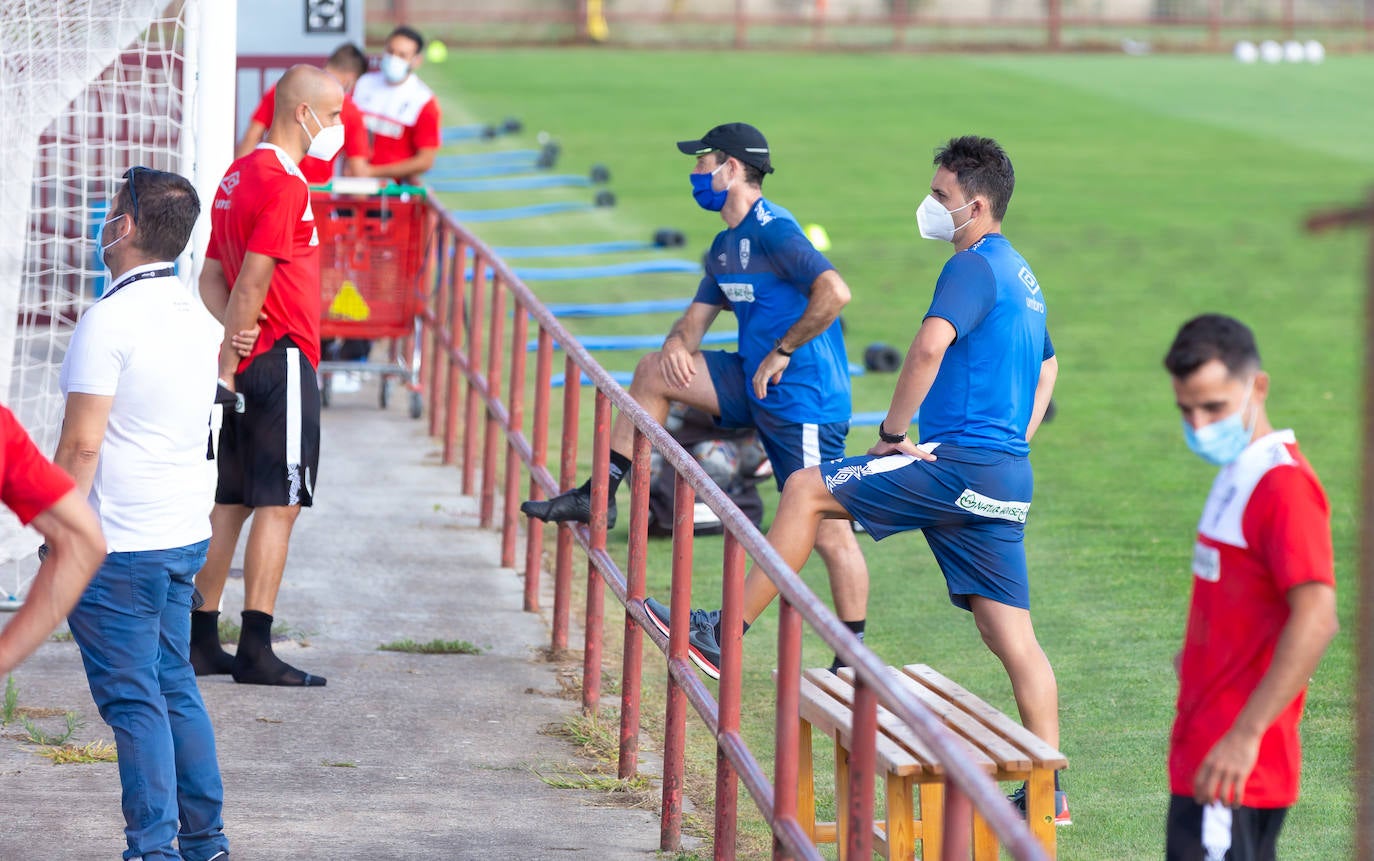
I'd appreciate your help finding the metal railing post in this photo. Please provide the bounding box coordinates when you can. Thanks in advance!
[660,471,695,852]
[551,355,580,653]
[480,275,506,528]
[502,303,528,567]
[582,390,612,714]
[846,678,878,861]
[715,531,746,860]
[773,599,802,861]
[525,328,554,613]
[425,229,449,438]
[462,257,487,494]
[619,429,652,778]
[442,238,467,466]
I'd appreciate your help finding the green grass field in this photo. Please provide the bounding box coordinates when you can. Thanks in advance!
[418,49,1369,858]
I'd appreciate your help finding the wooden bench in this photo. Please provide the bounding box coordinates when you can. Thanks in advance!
[796,664,1068,859]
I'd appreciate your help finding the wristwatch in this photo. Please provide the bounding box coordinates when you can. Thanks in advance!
[878,421,907,444]
[773,338,794,357]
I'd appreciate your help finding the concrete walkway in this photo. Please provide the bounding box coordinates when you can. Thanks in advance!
[0,384,679,860]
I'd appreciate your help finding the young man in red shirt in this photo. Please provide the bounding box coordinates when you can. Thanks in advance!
[351,25,442,186]
[234,43,370,185]
[1163,314,1339,860]
[0,405,105,676]
[190,65,344,687]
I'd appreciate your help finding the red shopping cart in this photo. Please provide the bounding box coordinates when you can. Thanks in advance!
[313,183,432,418]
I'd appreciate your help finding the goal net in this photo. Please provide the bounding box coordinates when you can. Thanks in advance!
[0,0,231,602]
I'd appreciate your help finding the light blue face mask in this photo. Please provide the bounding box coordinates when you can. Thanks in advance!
[689,161,730,212]
[1182,387,1254,466]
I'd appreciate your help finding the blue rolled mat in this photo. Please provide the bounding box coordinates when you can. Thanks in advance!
[527,330,738,352]
[509,259,700,281]
[433,150,540,167]
[441,124,494,143]
[427,163,546,181]
[430,174,593,193]
[544,298,691,317]
[449,201,592,222]
[551,370,634,388]
[849,410,918,427]
[493,240,656,259]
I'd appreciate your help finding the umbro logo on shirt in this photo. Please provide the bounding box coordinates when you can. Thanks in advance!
[1018,266,1040,295]
[220,172,240,195]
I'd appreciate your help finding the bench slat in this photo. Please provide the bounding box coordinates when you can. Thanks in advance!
[872,667,1033,774]
[808,669,995,776]
[903,664,1068,770]
[798,672,925,778]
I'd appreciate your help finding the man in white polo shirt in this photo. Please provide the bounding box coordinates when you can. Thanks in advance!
[55,166,230,861]
[351,25,442,186]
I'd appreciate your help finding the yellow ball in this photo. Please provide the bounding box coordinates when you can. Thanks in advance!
[425,40,448,63]
[804,223,831,252]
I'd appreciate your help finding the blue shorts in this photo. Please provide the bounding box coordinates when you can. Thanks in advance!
[819,443,1033,611]
[703,350,849,491]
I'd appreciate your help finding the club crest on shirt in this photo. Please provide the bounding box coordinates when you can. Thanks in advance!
[739,238,750,270]
[716,251,728,269]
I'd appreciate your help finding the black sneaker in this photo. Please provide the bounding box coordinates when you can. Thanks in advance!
[642,597,721,640]
[1008,782,1071,827]
[520,486,617,529]
[686,609,723,680]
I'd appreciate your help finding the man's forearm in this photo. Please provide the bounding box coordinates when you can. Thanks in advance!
[370,151,436,183]
[220,284,268,378]
[778,272,848,352]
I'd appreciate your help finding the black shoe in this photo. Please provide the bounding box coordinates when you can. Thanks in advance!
[521,486,617,529]
[643,597,720,640]
[1008,782,1072,827]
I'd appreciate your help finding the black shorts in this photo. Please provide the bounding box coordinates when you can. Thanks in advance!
[215,337,320,508]
[1166,795,1287,861]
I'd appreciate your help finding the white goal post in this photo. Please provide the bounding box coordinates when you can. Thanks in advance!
[0,0,236,601]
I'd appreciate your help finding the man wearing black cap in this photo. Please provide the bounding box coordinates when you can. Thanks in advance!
[523,122,869,678]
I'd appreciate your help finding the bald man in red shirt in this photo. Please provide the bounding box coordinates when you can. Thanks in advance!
[191,65,343,687]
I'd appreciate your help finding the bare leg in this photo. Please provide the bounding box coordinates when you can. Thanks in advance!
[968,596,1059,748]
[241,505,301,615]
[742,466,852,624]
[195,504,251,609]
[813,519,869,622]
[610,351,721,456]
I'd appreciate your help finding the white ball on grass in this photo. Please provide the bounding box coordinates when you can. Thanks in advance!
[1233,40,1258,63]
[1259,40,1284,63]
[1304,40,1325,63]
[1283,40,1306,63]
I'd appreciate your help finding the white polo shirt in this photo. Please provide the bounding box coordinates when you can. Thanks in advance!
[60,263,219,552]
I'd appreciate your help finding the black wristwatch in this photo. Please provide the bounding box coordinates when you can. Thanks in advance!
[878,421,907,444]
[773,338,794,357]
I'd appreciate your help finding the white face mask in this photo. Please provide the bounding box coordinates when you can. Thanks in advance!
[300,105,345,161]
[99,213,127,266]
[915,194,976,243]
[381,53,411,84]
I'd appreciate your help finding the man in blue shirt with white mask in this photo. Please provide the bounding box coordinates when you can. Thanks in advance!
[522,122,871,675]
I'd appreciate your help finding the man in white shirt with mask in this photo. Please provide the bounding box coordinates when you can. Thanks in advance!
[351,26,442,187]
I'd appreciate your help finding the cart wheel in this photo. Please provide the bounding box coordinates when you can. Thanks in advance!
[379,375,393,410]
[320,374,332,408]
[408,391,423,420]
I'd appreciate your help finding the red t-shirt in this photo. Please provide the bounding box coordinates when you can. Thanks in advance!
[206,145,322,370]
[351,71,442,168]
[0,405,74,524]
[1169,430,1334,808]
[250,86,370,185]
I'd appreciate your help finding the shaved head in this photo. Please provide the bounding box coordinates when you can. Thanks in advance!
[266,64,346,163]
[273,65,343,125]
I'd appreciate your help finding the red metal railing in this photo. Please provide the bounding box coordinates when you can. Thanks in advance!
[418,194,1050,860]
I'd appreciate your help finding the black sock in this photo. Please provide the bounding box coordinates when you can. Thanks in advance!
[577,451,633,499]
[189,610,234,675]
[232,610,326,687]
[711,618,749,643]
[1054,770,1062,792]
[829,619,866,672]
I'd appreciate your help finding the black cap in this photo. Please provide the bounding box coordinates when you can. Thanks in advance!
[676,122,773,174]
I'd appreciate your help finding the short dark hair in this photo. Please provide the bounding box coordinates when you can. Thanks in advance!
[712,150,765,188]
[388,25,424,53]
[117,168,199,262]
[326,43,368,78]
[933,135,1015,220]
[1163,314,1262,379]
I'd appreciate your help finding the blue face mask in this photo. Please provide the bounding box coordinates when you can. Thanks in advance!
[689,162,730,211]
[1181,389,1254,466]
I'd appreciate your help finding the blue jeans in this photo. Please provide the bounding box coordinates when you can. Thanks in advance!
[68,540,229,861]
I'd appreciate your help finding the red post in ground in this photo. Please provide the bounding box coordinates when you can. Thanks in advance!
[715,531,746,861]
[619,429,652,778]
[462,255,487,495]
[659,471,695,852]
[425,229,449,439]
[501,303,527,568]
[773,599,802,861]
[442,239,467,466]
[551,355,580,653]
[480,275,506,529]
[524,328,554,613]
[582,390,611,715]
[941,778,974,861]
[845,677,878,861]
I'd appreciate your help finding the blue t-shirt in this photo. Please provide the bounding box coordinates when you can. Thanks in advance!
[919,233,1054,457]
[692,197,851,424]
